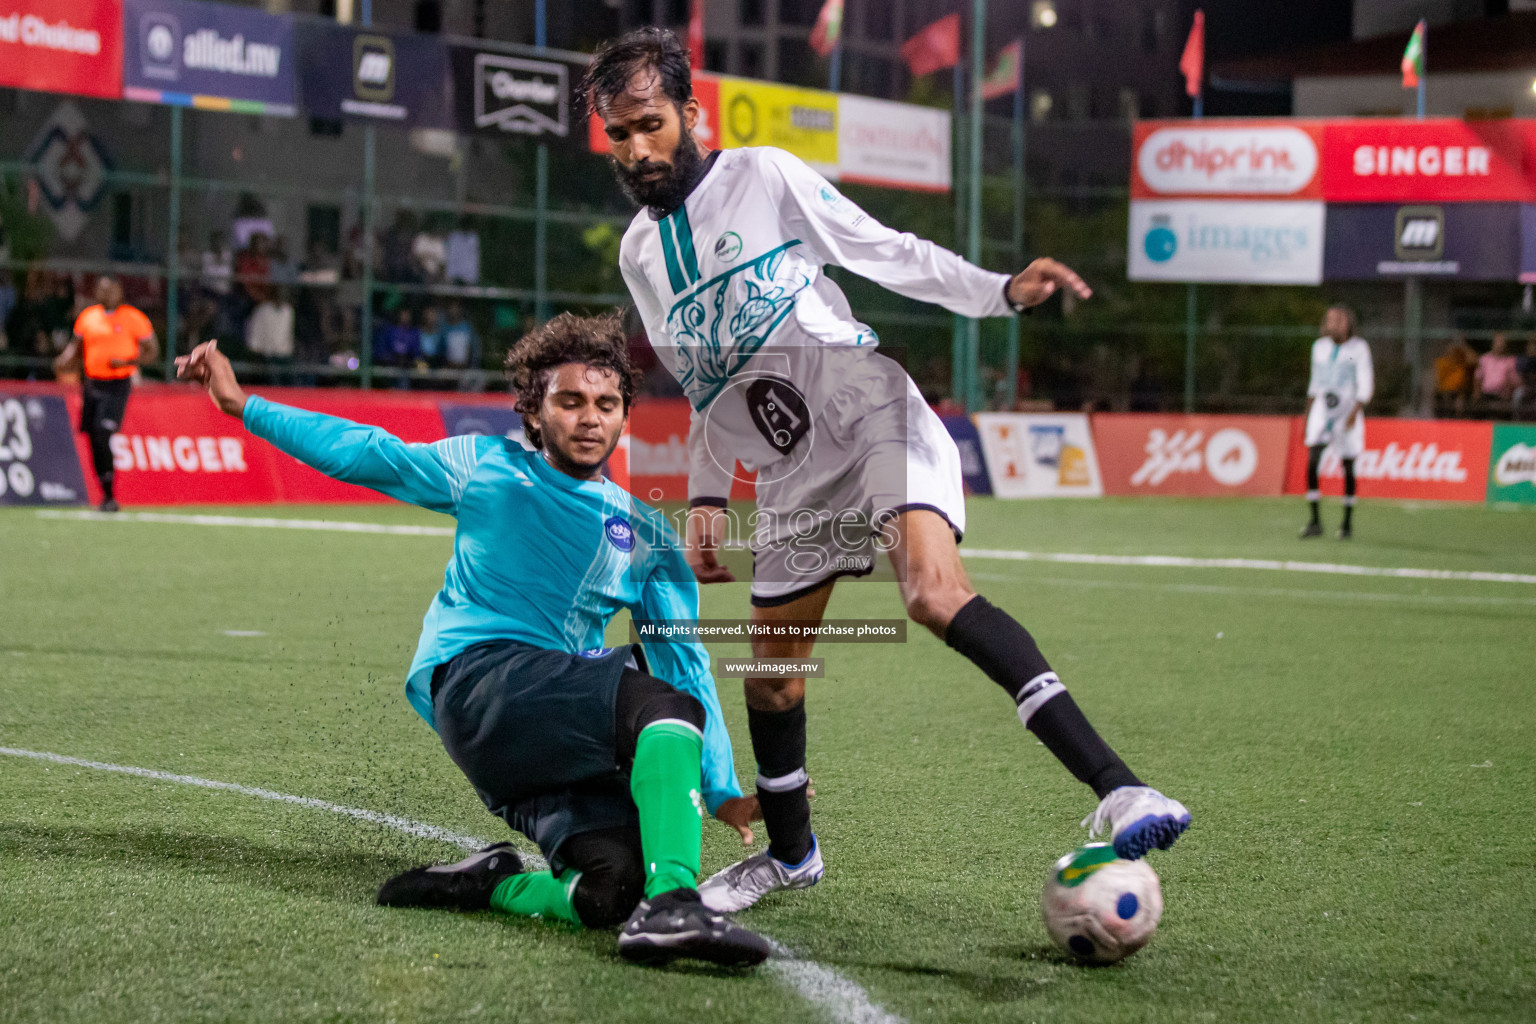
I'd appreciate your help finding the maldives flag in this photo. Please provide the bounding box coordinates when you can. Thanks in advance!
[980,39,1021,100]
[901,13,961,79]
[1401,18,1425,88]
[1179,9,1204,98]
[689,0,705,71]
[810,0,844,58]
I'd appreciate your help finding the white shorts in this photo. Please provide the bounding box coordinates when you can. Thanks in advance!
[747,363,966,607]
[1304,394,1365,459]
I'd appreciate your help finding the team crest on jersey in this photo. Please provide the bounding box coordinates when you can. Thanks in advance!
[604,515,636,552]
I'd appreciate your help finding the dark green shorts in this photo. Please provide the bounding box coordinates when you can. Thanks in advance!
[432,640,640,872]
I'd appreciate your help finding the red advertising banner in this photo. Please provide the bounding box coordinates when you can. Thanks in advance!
[1283,417,1493,502]
[1135,117,1536,203]
[0,0,123,100]
[625,396,753,503]
[1320,119,1535,203]
[1094,414,1292,497]
[589,73,721,155]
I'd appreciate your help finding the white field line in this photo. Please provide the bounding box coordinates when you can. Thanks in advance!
[961,547,1536,586]
[35,509,456,536]
[0,745,901,1024]
[34,508,1535,587]
[965,572,1536,608]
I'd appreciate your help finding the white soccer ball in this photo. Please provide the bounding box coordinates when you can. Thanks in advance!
[1040,843,1163,964]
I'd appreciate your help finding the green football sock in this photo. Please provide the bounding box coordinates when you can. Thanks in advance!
[630,720,705,898]
[489,869,582,926]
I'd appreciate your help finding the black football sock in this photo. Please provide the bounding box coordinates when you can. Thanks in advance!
[747,700,813,865]
[1341,459,1357,528]
[945,595,1141,799]
[1305,446,1323,524]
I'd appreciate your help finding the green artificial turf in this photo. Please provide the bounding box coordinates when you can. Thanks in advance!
[1,497,1532,1023]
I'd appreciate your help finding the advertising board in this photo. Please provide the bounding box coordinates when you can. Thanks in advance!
[1094,414,1291,497]
[974,413,1102,499]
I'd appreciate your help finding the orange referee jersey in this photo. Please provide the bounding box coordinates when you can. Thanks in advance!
[74,304,153,381]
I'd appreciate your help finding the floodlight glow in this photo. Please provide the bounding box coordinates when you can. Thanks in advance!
[1032,1,1058,29]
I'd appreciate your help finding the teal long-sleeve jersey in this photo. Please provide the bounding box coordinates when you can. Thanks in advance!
[242,396,743,813]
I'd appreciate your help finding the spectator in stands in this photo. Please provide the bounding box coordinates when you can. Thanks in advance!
[1514,337,1536,422]
[382,210,420,284]
[236,233,275,307]
[1434,334,1477,418]
[412,219,447,284]
[442,302,482,389]
[231,194,276,250]
[246,286,296,373]
[0,270,15,352]
[1474,332,1519,408]
[270,236,300,286]
[372,307,420,387]
[418,306,444,369]
[445,218,481,285]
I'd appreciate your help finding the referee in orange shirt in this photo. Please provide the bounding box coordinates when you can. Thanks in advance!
[54,276,158,512]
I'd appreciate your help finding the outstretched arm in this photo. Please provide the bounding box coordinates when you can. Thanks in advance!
[768,149,1091,316]
[177,339,485,514]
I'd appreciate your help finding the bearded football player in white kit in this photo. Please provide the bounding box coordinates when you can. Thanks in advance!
[588,28,1191,913]
[1301,305,1374,540]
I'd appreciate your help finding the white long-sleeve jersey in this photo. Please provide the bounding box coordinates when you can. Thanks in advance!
[1307,336,1374,415]
[619,146,1014,502]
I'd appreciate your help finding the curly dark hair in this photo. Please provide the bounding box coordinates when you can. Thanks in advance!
[581,27,693,119]
[504,310,642,450]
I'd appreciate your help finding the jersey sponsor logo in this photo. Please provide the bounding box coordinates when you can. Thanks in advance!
[745,377,810,455]
[603,515,636,552]
[577,646,610,659]
[713,231,743,262]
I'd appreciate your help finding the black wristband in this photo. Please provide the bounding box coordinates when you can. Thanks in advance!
[1004,279,1035,315]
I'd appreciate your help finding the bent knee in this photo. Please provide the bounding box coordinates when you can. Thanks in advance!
[902,582,974,633]
[571,863,646,929]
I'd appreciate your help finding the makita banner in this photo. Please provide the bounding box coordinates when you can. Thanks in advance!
[1284,417,1492,502]
[1323,202,1521,282]
[449,43,584,145]
[0,0,122,100]
[974,413,1103,499]
[122,0,296,115]
[0,391,88,506]
[297,21,450,128]
[1094,414,1291,497]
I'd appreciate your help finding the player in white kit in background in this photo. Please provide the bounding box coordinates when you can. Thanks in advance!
[587,29,1191,913]
[1302,306,1374,540]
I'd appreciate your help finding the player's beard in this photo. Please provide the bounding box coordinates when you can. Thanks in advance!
[612,137,706,213]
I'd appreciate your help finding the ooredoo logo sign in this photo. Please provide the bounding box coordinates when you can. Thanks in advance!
[1096,414,1291,497]
[1134,123,1321,198]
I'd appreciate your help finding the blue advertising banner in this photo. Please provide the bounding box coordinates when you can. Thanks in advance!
[121,0,296,115]
[940,414,993,496]
[1323,202,1521,282]
[438,403,527,448]
[0,392,88,506]
[297,21,449,128]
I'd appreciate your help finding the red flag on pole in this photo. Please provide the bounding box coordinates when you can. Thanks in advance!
[1179,9,1204,98]
[689,0,705,71]
[980,39,1022,100]
[810,0,844,58]
[900,13,961,79]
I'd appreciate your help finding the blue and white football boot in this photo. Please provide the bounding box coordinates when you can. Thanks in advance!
[1083,787,1192,860]
[697,835,825,913]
